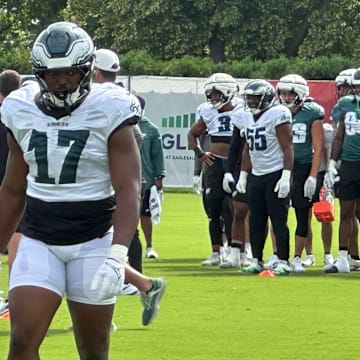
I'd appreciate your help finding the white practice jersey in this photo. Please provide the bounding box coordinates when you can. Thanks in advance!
[196,99,246,139]
[244,104,292,176]
[1,82,141,202]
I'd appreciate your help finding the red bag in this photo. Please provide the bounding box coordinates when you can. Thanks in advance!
[313,187,335,223]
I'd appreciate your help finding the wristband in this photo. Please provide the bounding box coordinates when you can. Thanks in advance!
[193,147,205,158]
[109,244,128,265]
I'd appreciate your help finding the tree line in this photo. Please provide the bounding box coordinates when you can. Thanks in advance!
[0,0,358,78]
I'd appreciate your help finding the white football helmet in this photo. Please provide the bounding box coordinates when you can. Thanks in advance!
[31,21,95,110]
[335,68,356,98]
[204,73,239,110]
[335,68,356,86]
[351,68,360,101]
[276,74,309,109]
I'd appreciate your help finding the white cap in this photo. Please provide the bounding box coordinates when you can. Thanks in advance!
[94,49,120,72]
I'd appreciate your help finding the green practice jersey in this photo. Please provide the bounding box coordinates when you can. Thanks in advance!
[292,100,324,164]
[339,95,360,161]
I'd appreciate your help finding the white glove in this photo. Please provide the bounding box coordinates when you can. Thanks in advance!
[304,176,317,200]
[222,172,235,193]
[193,175,202,195]
[324,159,339,189]
[236,171,248,193]
[91,244,127,301]
[274,169,291,198]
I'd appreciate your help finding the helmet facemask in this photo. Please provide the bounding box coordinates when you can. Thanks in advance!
[245,95,260,115]
[205,88,231,110]
[31,22,95,112]
[243,79,275,115]
[351,69,360,102]
[204,73,239,110]
[36,62,94,111]
[276,74,308,110]
[335,69,356,99]
[278,91,301,110]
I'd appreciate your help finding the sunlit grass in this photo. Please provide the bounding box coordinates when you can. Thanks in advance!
[1,193,359,360]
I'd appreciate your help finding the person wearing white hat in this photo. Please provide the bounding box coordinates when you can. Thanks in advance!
[93,49,167,324]
[95,48,120,73]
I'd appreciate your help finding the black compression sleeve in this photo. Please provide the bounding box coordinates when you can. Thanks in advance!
[227,127,245,173]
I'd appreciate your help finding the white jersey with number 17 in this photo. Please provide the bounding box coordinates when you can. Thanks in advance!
[1,82,141,202]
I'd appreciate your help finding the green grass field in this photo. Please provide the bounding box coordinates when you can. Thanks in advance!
[1,192,360,359]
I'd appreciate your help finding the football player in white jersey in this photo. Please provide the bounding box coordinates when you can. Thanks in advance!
[0,22,141,359]
[188,73,252,267]
[236,79,293,275]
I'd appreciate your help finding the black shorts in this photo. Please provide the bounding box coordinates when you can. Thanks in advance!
[232,190,248,203]
[203,157,228,200]
[291,163,322,208]
[337,160,360,201]
[140,189,151,217]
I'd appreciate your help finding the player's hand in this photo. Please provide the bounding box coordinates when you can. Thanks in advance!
[91,245,127,301]
[324,159,339,189]
[200,152,215,166]
[304,176,317,200]
[222,172,235,193]
[236,171,248,193]
[274,170,291,198]
[193,175,202,195]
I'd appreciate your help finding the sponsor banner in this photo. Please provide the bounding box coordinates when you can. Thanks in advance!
[135,91,203,188]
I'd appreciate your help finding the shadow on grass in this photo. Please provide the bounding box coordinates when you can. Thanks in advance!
[144,258,360,279]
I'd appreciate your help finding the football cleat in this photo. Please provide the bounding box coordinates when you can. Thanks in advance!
[273,260,292,275]
[145,247,159,259]
[141,278,167,326]
[302,254,316,267]
[348,255,360,271]
[263,254,279,270]
[219,247,241,268]
[291,256,305,273]
[201,252,220,266]
[325,256,350,273]
[323,254,335,266]
[241,259,263,274]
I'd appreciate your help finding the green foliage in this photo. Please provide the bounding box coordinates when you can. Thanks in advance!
[0,46,32,74]
[0,0,358,78]
[261,56,293,79]
[119,51,356,80]
[62,0,360,64]
[119,50,165,75]
[161,56,214,77]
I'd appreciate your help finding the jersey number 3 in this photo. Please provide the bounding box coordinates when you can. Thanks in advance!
[28,129,90,184]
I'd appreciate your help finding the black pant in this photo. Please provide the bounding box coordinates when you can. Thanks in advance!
[248,170,290,262]
[202,157,233,246]
[128,228,142,273]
